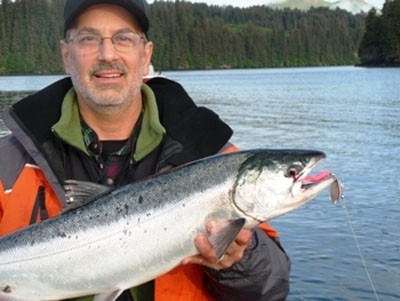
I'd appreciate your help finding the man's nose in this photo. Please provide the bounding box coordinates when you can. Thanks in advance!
[97,38,119,61]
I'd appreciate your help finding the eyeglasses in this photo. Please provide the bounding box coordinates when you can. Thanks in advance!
[66,32,146,53]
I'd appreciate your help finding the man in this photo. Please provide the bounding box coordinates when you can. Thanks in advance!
[0,0,290,300]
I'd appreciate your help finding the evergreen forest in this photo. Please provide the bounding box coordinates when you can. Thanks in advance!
[358,0,400,66]
[0,0,397,74]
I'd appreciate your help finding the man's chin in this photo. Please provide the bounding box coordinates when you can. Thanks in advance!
[90,102,128,115]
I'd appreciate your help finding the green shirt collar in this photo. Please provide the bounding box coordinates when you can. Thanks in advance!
[52,84,166,161]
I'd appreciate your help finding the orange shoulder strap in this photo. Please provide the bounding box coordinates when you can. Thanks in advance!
[0,166,62,236]
[258,222,280,239]
[155,264,214,301]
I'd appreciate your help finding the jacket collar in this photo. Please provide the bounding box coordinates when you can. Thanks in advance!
[52,84,165,161]
[5,76,233,169]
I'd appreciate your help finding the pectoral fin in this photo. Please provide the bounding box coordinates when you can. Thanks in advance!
[207,218,245,261]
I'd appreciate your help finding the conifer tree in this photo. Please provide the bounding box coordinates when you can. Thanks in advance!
[0,0,368,74]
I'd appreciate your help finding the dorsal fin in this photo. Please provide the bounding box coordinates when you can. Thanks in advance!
[63,179,112,213]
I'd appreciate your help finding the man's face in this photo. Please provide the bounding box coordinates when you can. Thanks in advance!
[60,4,153,115]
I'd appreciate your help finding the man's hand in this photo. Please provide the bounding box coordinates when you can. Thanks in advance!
[182,226,253,270]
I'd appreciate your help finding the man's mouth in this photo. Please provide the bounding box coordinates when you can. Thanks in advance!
[94,72,123,79]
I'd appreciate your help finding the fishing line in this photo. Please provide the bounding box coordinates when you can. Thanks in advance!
[342,199,380,301]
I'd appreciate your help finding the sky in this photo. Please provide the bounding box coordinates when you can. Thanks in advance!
[147,0,385,9]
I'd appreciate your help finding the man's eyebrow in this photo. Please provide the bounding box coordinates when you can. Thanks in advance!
[75,27,100,35]
[113,28,141,35]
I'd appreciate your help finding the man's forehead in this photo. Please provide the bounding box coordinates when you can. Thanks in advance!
[73,5,142,29]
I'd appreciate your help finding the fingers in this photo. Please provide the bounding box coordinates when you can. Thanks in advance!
[182,228,253,270]
[233,227,252,247]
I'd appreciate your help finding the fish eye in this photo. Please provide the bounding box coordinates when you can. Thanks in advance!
[286,164,303,178]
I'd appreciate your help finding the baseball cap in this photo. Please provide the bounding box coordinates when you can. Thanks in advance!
[63,0,149,35]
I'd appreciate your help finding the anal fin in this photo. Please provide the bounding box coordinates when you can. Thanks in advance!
[93,290,123,301]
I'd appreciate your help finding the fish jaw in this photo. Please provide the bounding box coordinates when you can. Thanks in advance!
[266,172,342,220]
[232,149,341,223]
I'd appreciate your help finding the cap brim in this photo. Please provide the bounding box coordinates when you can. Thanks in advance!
[64,0,149,34]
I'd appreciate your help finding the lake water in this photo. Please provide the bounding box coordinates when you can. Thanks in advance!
[1,66,399,300]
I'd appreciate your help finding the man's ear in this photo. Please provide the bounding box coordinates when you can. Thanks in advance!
[60,40,71,75]
[143,41,154,76]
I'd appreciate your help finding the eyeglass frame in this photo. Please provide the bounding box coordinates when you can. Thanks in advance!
[64,29,148,54]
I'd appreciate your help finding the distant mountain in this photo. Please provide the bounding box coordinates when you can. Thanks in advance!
[334,0,373,13]
[267,0,374,14]
[268,0,332,11]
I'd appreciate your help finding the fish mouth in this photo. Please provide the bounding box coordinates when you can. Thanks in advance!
[296,170,344,204]
[287,154,343,204]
